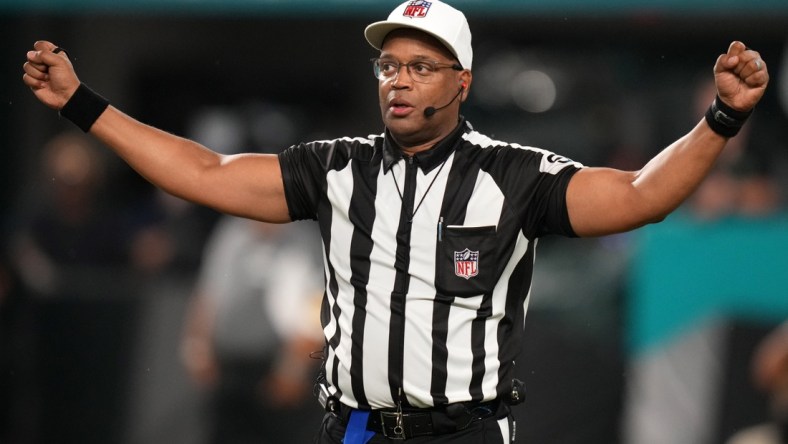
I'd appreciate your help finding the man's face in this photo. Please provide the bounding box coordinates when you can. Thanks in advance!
[377,29,468,149]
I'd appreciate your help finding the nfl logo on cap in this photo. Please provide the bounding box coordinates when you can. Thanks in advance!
[403,1,431,18]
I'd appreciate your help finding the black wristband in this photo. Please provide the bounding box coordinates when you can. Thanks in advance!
[59,83,110,132]
[704,95,752,138]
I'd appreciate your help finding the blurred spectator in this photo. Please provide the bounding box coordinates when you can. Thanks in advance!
[727,321,788,444]
[180,216,325,444]
[5,131,145,444]
[10,131,132,293]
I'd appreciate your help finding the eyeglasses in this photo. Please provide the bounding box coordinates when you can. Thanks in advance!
[371,58,463,83]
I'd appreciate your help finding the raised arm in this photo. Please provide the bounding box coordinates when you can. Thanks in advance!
[22,40,291,223]
[566,41,770,237]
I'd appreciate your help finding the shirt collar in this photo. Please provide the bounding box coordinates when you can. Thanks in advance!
[382,117,468,174]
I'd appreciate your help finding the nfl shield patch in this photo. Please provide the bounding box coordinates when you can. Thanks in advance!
[403,1,432,18]
[454,248,479,280]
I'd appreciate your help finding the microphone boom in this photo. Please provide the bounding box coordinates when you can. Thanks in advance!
[423,86,464,118]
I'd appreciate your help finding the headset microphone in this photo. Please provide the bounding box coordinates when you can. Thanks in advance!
[424,84,465,118]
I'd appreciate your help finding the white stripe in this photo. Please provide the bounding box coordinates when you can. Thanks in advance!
[464,170,504,227]
[325,163,357,406]
[403,154,454,407]
[311,135,378,146]
[484,230,531,399]
[522,239,537,328]
[447,171,505,402]
[497,416,512,443]
[320,246,334,338]
[463,130,584,174]
[445,294,481,401]
[361,163,403,408]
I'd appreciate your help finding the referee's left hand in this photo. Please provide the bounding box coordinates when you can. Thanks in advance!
[714,41,769,112]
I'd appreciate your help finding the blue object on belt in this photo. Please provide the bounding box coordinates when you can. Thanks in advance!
[344,410,375,444]
[339,400,503,440]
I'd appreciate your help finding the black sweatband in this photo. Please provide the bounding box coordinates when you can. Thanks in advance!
[59,83,110,133]
[704,95,752,138]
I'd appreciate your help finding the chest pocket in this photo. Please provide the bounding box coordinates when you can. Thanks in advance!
[435,224,498,297]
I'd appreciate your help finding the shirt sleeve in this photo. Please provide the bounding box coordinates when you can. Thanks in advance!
[496,146,583,239]
[535,165,582,238]
[277,142,325,221]
[278,138,373,222]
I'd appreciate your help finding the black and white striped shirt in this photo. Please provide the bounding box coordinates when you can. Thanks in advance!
[279,118,582,410]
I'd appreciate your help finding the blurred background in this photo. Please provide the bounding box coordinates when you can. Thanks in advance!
[2,1,788,443]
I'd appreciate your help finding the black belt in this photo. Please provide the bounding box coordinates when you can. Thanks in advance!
[337,400,504,439]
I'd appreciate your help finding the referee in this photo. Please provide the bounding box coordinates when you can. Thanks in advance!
[23,0,769,442]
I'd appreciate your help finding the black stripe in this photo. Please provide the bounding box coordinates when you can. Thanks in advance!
[431,149,482,405]
[469,293,492,401]
[438,147,481,226]
[388,156,418,404]
[429,296,452,406]
[496,239,535,395]
[346,157,380,408]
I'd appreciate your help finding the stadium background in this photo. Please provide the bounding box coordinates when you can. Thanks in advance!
[1,1,787,443]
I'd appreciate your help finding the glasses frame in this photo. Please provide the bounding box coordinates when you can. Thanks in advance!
[370,57,464,84]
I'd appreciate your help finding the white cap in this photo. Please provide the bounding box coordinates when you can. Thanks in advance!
[365,0,473,70]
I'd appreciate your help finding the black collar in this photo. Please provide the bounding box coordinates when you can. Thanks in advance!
[382,117,468,174]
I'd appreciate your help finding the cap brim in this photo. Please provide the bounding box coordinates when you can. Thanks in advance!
[364,20,458,63]
[365,21,400,50]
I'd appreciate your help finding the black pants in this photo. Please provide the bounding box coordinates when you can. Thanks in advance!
[313,412,514,443]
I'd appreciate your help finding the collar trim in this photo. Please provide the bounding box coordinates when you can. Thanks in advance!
[383,117,468,174]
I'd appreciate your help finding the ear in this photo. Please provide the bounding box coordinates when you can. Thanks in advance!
[459,71,472,102]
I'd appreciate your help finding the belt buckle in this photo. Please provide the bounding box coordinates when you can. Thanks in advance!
[380,411,406,440]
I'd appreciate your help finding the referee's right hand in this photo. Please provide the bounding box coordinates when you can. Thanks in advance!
[22,40,80,111]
